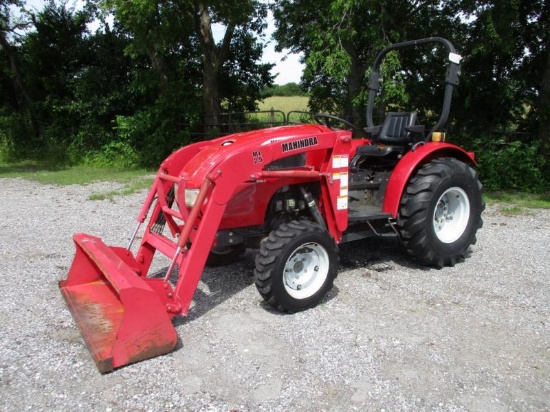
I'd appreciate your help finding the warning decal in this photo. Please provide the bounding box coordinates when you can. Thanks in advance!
[332,155,349,169]
[337,196,348,210]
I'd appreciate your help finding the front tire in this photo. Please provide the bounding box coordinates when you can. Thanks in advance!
[397,157,484,268]
[254,220,338,312]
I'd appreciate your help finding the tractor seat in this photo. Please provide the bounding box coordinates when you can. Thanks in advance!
[356,112,421,157]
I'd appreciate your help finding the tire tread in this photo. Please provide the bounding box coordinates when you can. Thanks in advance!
[254,220,338,312]
[397,157,485,268]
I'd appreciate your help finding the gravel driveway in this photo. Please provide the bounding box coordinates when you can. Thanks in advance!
[1,177,549,411]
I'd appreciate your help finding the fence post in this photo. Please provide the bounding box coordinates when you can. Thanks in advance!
[270,107,275,127]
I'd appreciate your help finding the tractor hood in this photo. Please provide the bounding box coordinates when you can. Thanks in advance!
[176,124,331,187]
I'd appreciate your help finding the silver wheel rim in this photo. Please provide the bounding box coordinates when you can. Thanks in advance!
[283,242,329,299]
[433,187,470,243]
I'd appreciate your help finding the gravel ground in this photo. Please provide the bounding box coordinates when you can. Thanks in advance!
[0,177,549,411]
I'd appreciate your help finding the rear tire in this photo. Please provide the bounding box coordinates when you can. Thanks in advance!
[254,220,338,312]
[397,157,484,268]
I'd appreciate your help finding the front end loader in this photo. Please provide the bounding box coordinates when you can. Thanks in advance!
[59,37,484,372]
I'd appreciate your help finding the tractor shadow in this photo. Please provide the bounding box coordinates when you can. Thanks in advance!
[338,236,431,273]
[339,235,475,273]
[154,237,432,332]
[163,251,258,326]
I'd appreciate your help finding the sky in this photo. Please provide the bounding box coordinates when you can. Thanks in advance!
[259,12,304,85]
[212,15,304,85]
[20,0,305,85]
[261,40,304,85]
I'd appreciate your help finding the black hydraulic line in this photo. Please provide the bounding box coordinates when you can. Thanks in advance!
[300,187,327,229]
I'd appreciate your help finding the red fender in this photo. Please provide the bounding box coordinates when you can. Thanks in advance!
[382,142,476,217]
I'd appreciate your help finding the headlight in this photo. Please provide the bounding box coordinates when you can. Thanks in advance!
[184,188,200,207]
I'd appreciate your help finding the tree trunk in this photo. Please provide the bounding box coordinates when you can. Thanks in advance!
[146,3,169,96]
[343,43,366,133]
[195,3,234,133]
[346,57,365,131]
[202,55,220,129]
[146,43,169,96]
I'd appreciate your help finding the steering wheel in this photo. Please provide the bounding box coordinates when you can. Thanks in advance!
[313,113,356,130]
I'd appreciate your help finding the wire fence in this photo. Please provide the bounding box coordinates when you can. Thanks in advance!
[186,109,366,140]
[184,109,534,143]
[188,109,286,140]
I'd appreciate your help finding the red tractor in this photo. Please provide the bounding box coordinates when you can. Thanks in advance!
[59,37,484,372]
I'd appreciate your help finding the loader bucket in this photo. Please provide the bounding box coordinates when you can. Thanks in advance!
[59,233,178,373]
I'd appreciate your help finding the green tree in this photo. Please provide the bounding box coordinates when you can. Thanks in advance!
[0,0,29,108]
[99,0,202,163]
[189,1,269,126]
[16,2,139,162]
[520,1,550,155]
[261,82,306,97]
[23,2,93,147]
[0,0,39,152]
[447,1,527,133]
[447,0,549,190]
[2,1,142,163]
[272,0,454,128]
[105,0,274,132]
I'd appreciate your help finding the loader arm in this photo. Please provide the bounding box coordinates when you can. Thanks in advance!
[59,124,353,372]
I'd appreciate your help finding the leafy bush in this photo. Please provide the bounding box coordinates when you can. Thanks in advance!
[472,138,549,193]
[0,113,36,162]
[82,140,140,169]
[0,119,14,162]
[114,108,193,168]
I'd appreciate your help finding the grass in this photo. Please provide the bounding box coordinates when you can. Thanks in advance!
[0,161,152,185]
[87,178,154,201]
[241,96,311,128]
[0,161,154,200]
[498,205,532,216]
[485,191,550,214]
[258,96,309,113]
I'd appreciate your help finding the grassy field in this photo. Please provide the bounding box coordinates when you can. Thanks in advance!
[0,162,152,184]
[258,95,309,112]
[0,162,154,200]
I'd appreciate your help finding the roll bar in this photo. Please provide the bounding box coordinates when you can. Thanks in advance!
[365,37,462,138]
